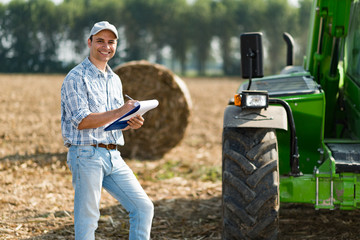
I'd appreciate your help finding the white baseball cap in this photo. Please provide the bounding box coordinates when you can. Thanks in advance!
[89,21,118,39]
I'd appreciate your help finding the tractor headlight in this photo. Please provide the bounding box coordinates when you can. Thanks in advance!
[234,90,268,109]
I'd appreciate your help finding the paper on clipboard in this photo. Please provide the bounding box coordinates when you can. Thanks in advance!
[105,99,159,131]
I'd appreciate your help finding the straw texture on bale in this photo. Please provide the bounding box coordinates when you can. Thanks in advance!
[114,60,192,159]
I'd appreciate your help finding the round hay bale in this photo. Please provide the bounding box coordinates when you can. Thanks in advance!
[114,60,192,159]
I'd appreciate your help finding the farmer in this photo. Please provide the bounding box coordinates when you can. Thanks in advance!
[60,21,154,240]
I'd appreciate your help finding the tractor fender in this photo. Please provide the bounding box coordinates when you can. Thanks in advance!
[223,105,288,130]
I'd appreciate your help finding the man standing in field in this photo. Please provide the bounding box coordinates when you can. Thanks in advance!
[60,21,154,240]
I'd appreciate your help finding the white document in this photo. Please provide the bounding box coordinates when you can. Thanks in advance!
[105,99,159,131]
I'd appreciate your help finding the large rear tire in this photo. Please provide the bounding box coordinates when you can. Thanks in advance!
[222,127,279,240]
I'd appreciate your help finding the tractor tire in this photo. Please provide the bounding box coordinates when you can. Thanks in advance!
[222,127,279,240]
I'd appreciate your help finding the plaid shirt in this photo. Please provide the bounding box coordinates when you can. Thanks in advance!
[61,58,125,147]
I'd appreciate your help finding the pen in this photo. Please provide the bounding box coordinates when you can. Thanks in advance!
[125,94,134,100]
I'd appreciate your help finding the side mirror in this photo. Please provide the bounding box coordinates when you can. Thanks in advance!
[240,32,264,79]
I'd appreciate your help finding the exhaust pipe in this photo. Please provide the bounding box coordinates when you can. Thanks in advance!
[283,32,294,66]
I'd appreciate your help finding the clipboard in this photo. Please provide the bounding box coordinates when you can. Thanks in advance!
[105,99,159,131]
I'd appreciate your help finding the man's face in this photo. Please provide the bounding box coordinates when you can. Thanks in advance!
[88,30,117,64]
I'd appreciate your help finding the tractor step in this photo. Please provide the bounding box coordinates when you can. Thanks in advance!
[327,143,360,173]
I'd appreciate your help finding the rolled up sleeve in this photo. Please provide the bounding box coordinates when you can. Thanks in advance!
[62,77,91,129]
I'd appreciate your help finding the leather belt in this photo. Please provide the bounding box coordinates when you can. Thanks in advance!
[92,143,118,150]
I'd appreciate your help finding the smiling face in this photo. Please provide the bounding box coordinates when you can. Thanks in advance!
[88,30,117,71]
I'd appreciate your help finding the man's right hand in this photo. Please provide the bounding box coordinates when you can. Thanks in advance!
[78,99,138,130]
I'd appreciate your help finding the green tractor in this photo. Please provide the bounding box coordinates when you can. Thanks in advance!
[222,0,360,239]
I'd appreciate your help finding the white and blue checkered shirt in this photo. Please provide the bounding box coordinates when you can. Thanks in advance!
[61,58,125,147]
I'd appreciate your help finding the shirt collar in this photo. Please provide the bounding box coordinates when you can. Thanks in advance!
[84,57,113,77]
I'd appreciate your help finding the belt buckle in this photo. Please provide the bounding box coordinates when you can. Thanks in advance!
[106,144,111,150]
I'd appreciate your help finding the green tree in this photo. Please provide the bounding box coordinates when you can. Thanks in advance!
[143,0,167,64]
[0,3,7,71]
[189,0,213,75]
[3,0,34,72]
[261,0,298,74]
[295,0,313,63]
[0,0,312,75]
[61,0,91,55]
[2,0,64,72]
[31,0,66,71]
[120,0,153,61]
[212,0,240,75]
[235,0,266,32]
[165,0,190,75]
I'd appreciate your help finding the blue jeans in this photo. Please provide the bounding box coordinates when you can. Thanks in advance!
[67,145,154,240]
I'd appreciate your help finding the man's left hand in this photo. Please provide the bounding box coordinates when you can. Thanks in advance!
[124,115,144,130]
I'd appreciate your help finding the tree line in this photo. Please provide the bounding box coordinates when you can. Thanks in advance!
[0,0,312,75]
